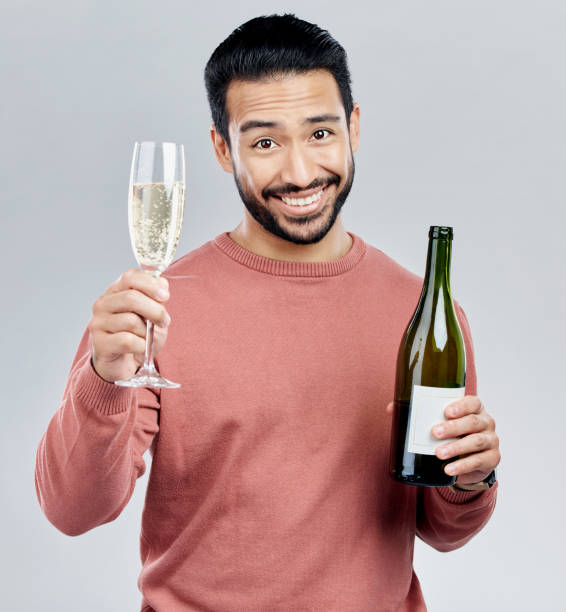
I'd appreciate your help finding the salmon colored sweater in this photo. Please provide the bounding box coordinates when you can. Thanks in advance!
[35,231,497,611]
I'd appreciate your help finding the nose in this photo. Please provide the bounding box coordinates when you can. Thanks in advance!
[279,142,316,190]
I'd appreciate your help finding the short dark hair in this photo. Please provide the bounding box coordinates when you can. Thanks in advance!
[204,14,354,147]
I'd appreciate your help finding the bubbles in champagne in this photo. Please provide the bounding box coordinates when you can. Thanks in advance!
[129,182,185,272]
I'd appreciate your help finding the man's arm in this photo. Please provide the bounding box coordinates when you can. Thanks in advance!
[35,269,170,536]
[415,482,497,552]
[34,328,160,536]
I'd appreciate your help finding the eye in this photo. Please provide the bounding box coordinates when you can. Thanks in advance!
[312,129,332,141]
[253,138,275,150]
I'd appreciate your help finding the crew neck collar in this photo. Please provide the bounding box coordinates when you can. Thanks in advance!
[213,231,366,277]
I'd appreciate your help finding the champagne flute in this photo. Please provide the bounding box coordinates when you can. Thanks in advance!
[115,141,185,389]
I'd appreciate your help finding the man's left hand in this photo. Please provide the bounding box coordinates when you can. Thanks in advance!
[431,396,500,485]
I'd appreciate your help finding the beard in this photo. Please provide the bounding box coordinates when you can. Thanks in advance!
[232,155,355,245]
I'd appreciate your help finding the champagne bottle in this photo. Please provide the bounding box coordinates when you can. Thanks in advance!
[389,226,466,486]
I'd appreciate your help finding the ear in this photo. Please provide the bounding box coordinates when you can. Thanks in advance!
[210,125,234,174]
[348,103,360,153]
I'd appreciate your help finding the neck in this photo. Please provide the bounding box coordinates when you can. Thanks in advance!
[422,237,452,299]
[229,215,353,263]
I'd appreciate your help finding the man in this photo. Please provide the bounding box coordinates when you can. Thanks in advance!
[35,14,500,611]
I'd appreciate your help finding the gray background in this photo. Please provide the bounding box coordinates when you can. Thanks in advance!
[2,0,564,609]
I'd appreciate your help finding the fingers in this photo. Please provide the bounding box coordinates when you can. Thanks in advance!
[93,268,170,326]
[107,268,169,301]
[94,290,171,328]
[444,395,482,419]
[435,430,500,461]
[100,312,147,338]
[430,394,501,480]
[386,402,394,415]
[433,396,497,456]
[100,330,147,356]
[432,411,492,440]
[443,447,501,478]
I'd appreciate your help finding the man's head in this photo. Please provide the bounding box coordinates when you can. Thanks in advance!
[204,14,360,245]
[205,14,354,148]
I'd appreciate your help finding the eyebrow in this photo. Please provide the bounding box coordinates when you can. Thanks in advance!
[239,114,342,134]
[304,114,341,124]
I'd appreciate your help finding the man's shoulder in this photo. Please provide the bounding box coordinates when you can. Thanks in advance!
[166,236,219,276]
[360,237,423,290]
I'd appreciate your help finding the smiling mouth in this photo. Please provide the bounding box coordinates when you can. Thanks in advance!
[272,186,328,207]
[277,188,325,207]
[269,186,330,219]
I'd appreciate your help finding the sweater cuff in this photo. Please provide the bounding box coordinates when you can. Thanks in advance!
[72,357,136,416]
[435,481,498,505]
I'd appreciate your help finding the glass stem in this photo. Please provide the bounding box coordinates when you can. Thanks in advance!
[143,319,156,373]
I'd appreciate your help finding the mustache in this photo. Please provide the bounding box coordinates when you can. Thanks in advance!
[262,175,340,199]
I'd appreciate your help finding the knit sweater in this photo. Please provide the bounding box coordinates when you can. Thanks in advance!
[35,231,497,611]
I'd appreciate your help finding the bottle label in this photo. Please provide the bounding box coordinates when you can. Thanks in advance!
[407,385,465,455]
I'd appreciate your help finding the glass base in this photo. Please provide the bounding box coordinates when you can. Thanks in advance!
[114,365,180,389]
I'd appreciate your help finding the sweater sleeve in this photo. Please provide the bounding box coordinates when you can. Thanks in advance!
[416,483,498,552]
[34,328,160,536]
[415,302,498,552]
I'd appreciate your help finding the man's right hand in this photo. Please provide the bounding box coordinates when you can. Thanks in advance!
[88,269,171,383]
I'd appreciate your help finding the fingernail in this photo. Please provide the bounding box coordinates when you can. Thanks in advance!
[433,425,444,437]
[164,313,171,326]
[438,447,449,458]
[445,464,456,475]
[157,289,169,300]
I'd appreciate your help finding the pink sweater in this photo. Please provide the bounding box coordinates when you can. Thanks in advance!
[35,231,497,611]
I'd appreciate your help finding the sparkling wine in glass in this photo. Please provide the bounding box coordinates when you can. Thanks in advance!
[115,141,185,389]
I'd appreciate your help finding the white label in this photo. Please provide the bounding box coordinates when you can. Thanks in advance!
[407,385,465,455]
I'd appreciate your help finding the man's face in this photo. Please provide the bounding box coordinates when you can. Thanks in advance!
[213,70,360,245]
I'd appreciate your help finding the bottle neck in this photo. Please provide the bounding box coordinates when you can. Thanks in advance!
[422,237,452,297]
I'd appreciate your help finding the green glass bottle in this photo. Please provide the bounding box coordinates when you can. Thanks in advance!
[389,226,466,486]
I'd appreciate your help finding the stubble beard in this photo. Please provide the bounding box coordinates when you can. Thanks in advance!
[232,156,355,245]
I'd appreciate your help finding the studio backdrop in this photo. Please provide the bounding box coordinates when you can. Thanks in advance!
[2,1,564,610]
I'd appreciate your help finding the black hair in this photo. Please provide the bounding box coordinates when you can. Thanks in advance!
[204,14,354,147]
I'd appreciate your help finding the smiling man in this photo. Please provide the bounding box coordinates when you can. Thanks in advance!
[35,14,499,612]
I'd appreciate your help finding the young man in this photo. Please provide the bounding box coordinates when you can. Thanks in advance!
[35,14,500,611]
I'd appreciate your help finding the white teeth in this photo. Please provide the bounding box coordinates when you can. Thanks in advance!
[281,188,324,206]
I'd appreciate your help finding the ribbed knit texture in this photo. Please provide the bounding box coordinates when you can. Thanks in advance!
[213,231,366,277]
[35,231,497,611]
